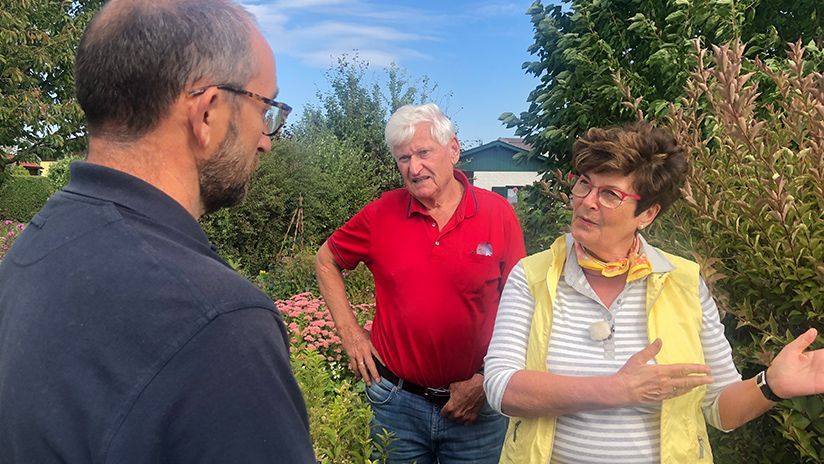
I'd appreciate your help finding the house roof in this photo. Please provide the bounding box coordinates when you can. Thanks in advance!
[497,137,532,151]
[459,137,547,172]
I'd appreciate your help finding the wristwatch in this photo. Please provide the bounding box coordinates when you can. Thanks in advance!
[755,370,783,402]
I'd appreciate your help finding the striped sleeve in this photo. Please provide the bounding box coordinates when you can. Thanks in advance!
[698,278,742,431]
[484,262,536,414]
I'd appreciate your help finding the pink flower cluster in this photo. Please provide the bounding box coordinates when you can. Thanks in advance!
[276,292,375,365]
[0,220,26,260]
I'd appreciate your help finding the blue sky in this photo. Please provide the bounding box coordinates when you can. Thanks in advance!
[240,0,542,147]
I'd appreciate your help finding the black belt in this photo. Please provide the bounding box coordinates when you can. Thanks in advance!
[374,361,451,407]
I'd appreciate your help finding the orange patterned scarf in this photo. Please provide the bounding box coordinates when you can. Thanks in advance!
[574,235,652,282]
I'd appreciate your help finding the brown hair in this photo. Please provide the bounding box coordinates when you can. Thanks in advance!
[571,121,688,215]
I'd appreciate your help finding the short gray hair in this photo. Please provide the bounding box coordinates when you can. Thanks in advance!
[385,103,456,152]
[76,0,257,140]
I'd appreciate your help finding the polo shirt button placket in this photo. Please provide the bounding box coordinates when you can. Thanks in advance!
[434,241,440,246]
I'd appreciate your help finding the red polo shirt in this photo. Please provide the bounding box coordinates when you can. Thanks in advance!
[328,170,525,387]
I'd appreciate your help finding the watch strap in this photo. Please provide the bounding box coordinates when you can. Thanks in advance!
[756,370,783,402]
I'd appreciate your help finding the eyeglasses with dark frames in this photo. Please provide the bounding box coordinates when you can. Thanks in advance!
[570,174,641,209]
[188,84,292,138]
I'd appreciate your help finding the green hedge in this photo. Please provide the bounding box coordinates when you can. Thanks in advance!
[643,41,824,462]
[200,136,383,277]
[47,155,83,191]
[0,176,54,222]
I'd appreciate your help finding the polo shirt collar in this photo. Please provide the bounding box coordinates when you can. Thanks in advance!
[406,169,478,219]
[637,234,676,273]
[562,232,676,286]
[63,161,209,244]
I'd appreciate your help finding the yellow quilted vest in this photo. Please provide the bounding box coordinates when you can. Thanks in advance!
[499,236,712,463]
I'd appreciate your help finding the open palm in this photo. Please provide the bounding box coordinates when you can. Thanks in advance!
[768,329,824,399]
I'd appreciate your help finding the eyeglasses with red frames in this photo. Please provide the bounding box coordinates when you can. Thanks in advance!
[188,84,292,139]
[570,174,641,209]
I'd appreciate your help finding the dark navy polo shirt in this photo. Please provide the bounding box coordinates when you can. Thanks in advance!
[0,162,315,463]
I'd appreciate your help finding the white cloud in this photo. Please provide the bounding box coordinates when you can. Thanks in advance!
[245,1,441,69]
[296,21,432,43]
[242,3,289,28]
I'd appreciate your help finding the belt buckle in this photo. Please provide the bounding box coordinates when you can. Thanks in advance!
[423,387,450,406]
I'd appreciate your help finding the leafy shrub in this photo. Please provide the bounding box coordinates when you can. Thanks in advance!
[291,348,382,464]
[201,136,385,277]
[513,171,573,254]
[0,219,26,261]
[301,132,384,241]
[47,155,83,191]
[9,165,29,176]
[0,176,54,222]
[255,249,319,300]
[200,140,319,274]
[254,247,375,303]
[626,40,823,462]
[277,292,375,382]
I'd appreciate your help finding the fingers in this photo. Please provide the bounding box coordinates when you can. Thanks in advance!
[440,401,478,425]
[626,338,663,366]
[351,358,366,381]
[661,363,712,377]
[344,334,380,385]
[662,364,714,395]
[364,355,381,385]
[440,399,455,417]
[628,361,713,405]
[641,381,709,402]
[352,352,379,385]
[784,328,818,354]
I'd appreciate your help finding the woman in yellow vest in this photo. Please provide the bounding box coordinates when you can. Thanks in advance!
[483,122,824,463]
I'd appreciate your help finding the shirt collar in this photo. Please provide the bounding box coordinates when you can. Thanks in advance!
[636,233,675,273]
[63,161,210,244]
[562,232,676,284]
[406,169,478,219]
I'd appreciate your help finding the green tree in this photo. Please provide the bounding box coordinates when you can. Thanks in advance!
[294,54,445,194]
[502,0,823,166]
[0,0,102,182]
[202,57,450,277]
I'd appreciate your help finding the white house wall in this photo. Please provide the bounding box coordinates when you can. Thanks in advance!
[472,171,543,191]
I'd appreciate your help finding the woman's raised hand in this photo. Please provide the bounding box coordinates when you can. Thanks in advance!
[615,338,714,404]
[765,328,824,400]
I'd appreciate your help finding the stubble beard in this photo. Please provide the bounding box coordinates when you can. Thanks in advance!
[198,119,255,215]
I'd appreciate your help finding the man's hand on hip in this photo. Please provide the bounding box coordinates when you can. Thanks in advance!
[342,326,382,385]
[441,373,486,424]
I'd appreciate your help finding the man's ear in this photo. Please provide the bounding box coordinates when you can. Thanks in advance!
[187,87,221,148]
[449,136,460,165]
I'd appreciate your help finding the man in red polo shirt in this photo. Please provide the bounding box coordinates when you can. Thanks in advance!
[315,103,525,463]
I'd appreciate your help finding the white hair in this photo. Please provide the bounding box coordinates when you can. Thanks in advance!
[384,103,456,152]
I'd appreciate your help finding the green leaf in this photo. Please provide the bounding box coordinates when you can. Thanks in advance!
[628,21,646,32]
[665,10,686,24]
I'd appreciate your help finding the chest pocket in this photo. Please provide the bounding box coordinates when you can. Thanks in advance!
[454,251,502,297]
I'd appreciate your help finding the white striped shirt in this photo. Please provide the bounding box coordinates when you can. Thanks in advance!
[484,235,741,464]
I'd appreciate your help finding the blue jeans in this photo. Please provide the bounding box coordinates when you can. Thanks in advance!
[365,376,507,464]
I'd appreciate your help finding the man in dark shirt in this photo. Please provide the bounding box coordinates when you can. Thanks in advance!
[0,1,315,462]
